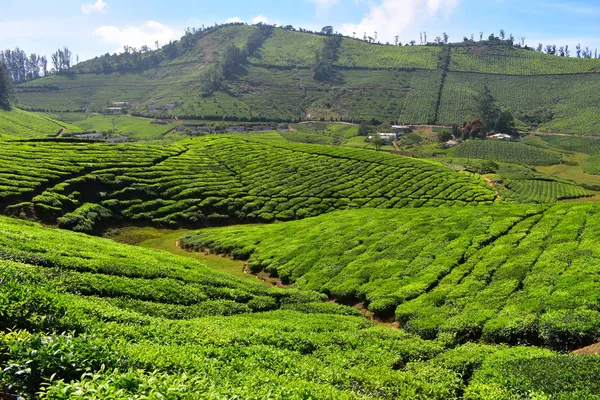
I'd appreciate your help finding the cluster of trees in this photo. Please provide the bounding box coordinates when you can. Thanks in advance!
[0,62,12,110]
[0,48,48,82]
[310,27,342,82]
[0,47,75,82]
[534,43,598,58]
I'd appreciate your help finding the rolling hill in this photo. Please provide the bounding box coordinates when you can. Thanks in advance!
[1,210,599,399]
[13,23,600,135]
[181,203,600,350]
[0,134,495,232]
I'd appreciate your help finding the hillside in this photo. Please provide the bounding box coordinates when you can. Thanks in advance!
[0,108,82,139]
[13,24,600,135]
[181,203,600,350]
[0,134,495,232]
[1,213,599,398]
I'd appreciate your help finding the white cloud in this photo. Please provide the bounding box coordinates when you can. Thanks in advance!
[224,15,276,25]
[250,15,272,24]
[341,0,460,44]
[81,0,108,15]
[93,21,180,52]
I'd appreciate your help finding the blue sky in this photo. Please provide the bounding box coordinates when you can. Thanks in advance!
[2,0,600,61]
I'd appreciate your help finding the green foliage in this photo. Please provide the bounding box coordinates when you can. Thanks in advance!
[456,140,561,165]
[182,204,600,349]
[57,203,112,234]
[450,44,600,75]
[0,136,493,226]
[0,108,81,139]
[501,179,591,203]
[0,62,12,110]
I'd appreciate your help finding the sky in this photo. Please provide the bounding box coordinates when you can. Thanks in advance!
[2,0,600,62]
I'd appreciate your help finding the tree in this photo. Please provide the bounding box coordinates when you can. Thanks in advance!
[358,121,370,136]
[321,26,334,36]
[0,62,12,110]
[371,135,384,151]
[331,132,344,146]
[221,44,245,78]
[443,32,449,44]
[494,111,516,134]
[475,86,500,134]
[438,130,453,142]
[499,29,505,40]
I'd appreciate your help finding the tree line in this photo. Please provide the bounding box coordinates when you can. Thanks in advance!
[0,47,75,83]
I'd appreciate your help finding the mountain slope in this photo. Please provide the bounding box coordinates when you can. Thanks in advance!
[14,24,600,134]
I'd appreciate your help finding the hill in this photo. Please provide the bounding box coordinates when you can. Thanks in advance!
[0,108,82,139]
[13,24,600,135]
[181,203,600,350]
[0,134,495,231]
[1,213,599,399]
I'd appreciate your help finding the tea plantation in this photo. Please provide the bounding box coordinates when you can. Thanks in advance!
[1,215,599,399]
[181,204,600,350]
[14,24,600,135]
[0,136,495,232]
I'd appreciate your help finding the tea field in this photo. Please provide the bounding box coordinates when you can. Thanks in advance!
[181,204,600,351]
[0,108,82,139]
[12,25,600,135]
[1,135,495,232]
[1,214,599,399]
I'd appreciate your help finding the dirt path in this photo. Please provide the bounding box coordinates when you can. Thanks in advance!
[484,176,502,199]
[572,342,600,355]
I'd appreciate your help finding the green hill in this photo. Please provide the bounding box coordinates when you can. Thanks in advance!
[0,135,495,231]
[13,24,600,134]
[1,213,599,399]
[181,203,600,350]
[0,108,82,139]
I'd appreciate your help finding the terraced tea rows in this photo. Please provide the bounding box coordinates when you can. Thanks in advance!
[450,44,600,75]
[455,140,561,165]
[181,204,600,350]
[1,214,598,399]
[0,108,82,138]
[25,136,494,230]
[502,179,591,203]
[0,141,178,208]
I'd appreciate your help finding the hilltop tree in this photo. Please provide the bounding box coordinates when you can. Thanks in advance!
[321,26,334,36]
[0,62,12,110]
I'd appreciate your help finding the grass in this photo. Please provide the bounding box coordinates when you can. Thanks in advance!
[40,112,178,141]
[105,226,261,284]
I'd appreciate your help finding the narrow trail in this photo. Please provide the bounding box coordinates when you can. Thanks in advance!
[572,342,600,355]
[484,176,502,199]
[114,227,403,327]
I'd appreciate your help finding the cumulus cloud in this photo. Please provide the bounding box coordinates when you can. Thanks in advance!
[81,0,107,15]
[224,15,276,25]
[226,17,244,23]
[93,21,179,52]
[341,0,460,44]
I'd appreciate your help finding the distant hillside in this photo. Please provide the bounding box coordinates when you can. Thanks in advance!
[14,24,600,134]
